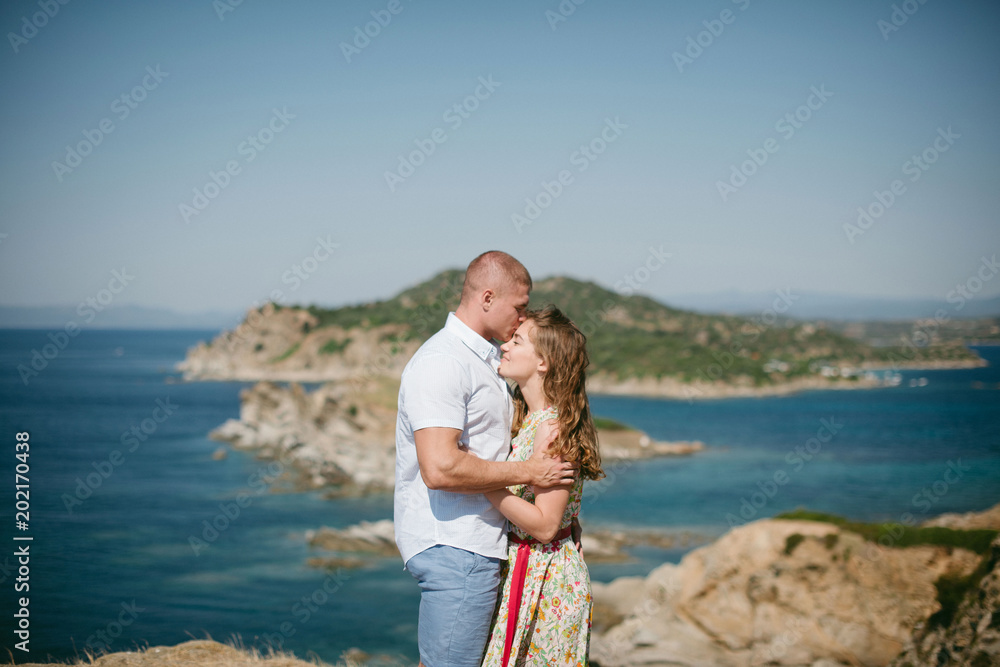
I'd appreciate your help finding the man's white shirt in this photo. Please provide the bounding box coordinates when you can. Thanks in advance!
[394,312,515,565]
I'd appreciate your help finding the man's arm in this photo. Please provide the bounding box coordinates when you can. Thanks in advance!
[415,427,577,494]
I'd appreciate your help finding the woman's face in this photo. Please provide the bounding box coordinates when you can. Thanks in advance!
[498,320,546,383]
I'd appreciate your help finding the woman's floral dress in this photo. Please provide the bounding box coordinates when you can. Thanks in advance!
[481,407,592,666]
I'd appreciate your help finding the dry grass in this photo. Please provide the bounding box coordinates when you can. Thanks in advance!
[6,638,392,667]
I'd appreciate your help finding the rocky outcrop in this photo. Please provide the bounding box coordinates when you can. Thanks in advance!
[888,539,1000,666]
[303,519,399,571]
[582,528,710,563]
[177,304,419,384]
[591,518,986,666]
[209,380,705,493]
[922,504,1000,531]
[306,519,398,556]
[209,380,397,492]
[598,429,704,460]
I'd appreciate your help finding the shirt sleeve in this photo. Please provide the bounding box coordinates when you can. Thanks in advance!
[401,352,470,432]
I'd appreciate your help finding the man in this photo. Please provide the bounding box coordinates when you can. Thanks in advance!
[394,251,576,666]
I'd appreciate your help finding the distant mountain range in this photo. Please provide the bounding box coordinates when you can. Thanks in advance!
[0,304,244,330]
[660,290,1000,321]
[2,288,998,330]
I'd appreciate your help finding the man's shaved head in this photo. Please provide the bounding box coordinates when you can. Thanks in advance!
[461,251,532,303]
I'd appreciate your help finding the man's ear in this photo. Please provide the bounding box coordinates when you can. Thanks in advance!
[482,288,495,311]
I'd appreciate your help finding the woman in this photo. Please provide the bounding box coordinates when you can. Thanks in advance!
[481,306,604,666]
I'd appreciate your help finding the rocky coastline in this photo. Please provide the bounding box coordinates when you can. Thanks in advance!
[176,305,985,401]
[208,379,706,494]
[32,504,998,666]
[165,303,1000,665]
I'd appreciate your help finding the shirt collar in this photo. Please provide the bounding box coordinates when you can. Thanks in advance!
[445,312,501,362]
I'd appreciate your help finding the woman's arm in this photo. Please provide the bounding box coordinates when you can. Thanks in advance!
[486,415,570,543]
[486,484,571,544]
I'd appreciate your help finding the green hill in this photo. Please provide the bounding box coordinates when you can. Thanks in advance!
[273,270,980,388]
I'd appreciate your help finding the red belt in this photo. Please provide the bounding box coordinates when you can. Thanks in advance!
[501,525,573,667]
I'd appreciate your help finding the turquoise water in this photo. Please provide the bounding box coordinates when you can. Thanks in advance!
[1,329,997,663]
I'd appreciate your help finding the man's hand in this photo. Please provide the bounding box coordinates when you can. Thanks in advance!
[525,455,577,488]
[571,516,583,555]
[527,418,577,487]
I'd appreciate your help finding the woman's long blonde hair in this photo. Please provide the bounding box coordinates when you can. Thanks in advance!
[511,306,604,481]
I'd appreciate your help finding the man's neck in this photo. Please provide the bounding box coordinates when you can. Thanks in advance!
[454,305,492,342]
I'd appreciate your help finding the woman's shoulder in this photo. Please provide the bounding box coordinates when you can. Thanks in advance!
[520,406,557,428]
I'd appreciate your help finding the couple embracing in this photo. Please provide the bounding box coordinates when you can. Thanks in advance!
[394,250,604,666]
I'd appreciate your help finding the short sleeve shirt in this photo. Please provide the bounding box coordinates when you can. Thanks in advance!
[394,312,514,564]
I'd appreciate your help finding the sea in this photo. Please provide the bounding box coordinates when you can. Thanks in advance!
[0,329,998,664]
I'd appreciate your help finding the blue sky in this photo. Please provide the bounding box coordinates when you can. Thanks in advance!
[1,0,998,314]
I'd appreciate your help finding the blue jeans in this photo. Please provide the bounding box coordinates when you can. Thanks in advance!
[405,545,502,667]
